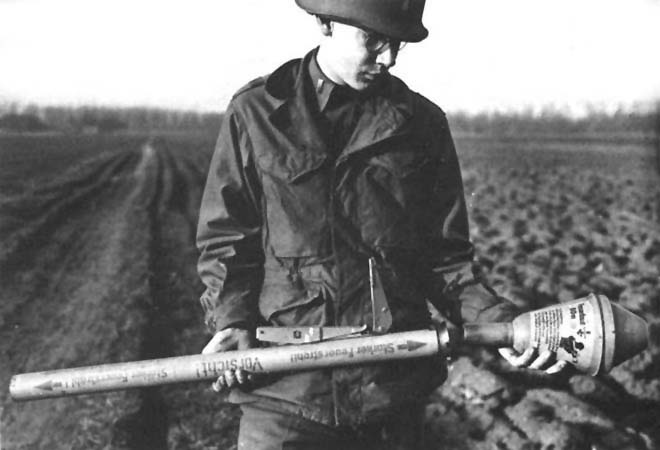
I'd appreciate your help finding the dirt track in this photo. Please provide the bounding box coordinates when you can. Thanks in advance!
[0,136,240,449]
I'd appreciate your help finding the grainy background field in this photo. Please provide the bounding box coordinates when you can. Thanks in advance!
[0,129,658,449]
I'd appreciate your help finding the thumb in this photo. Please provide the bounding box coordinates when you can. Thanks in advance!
[202,328,236,354]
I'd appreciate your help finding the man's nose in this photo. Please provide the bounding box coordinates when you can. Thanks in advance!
[376,47,397,69]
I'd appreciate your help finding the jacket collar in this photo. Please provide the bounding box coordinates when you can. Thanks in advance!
[266,50,329,165]
[265,49,416,161]
[342,80,415,159]
[308,50,336,112]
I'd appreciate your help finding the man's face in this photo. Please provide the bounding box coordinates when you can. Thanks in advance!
[322,22,401,91]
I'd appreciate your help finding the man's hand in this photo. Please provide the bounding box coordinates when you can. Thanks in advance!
[498,347,569,375]
[202,328,255,392]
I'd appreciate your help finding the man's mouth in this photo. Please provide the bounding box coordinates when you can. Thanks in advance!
[362,72,381,81]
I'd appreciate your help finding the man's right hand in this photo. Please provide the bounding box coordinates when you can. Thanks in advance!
[202,327,254,392]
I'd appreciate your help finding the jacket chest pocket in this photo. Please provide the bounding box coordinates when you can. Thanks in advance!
[364,145,439,208]
[368,145,436,179]
[347,145,441,249]
[255,148,331,257]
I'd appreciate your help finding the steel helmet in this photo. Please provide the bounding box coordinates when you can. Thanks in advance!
[296,0,428,43]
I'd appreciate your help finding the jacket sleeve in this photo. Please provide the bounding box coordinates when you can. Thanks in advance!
[196,104,264,334]
[426,113,519,325]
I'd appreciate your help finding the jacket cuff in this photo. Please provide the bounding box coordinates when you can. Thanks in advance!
[430,261,520,325]
[200,288,257,334]
[458,282,520,323]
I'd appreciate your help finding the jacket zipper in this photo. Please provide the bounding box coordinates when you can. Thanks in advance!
[328,127,410,426]
[328,165,342,327]
[328,163,343,426]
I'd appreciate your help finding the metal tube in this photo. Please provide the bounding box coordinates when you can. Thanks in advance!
[462,323,514,348]
[10,329,441,401]
[10,294,650,401]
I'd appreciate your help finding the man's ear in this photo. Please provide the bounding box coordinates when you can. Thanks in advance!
[316,16,333,36]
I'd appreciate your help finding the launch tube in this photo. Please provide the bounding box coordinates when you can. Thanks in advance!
[9,294,649,402]
[10,329,444,401]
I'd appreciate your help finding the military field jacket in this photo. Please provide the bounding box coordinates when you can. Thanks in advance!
[197,50,518,426]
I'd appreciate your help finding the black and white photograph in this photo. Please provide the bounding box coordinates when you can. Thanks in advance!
[1,1,659,448]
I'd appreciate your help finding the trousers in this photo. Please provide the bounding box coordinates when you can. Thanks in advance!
[237,402,425,450]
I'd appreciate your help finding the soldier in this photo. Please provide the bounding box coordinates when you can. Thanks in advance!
[197,1,566,448]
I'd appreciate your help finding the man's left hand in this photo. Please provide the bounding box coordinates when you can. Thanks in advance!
[202,328,256,392]
[498,347,569,374]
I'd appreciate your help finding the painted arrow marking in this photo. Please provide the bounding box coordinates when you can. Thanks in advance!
[397,341,427,351]
[36,380,62,391]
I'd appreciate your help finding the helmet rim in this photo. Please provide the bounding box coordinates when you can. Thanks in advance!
[296,0,428,43]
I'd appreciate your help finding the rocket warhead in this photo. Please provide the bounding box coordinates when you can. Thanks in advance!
[510,293,649,375]
[460,293,649,376]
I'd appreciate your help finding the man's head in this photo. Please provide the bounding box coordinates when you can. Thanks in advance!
[314,19,402,91]
[296,0,428,91]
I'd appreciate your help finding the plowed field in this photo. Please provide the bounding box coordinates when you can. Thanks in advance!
[0,131,658,449]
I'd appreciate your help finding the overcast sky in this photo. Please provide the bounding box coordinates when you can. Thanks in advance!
[1,0,659,115]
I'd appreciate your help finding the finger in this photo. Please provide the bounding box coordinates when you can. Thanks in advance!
[202,329,233,354]
[499,347,537,368]
[528,350,554,370]
[224,370,237,388]
[498,347,520,367]
[498,348,517,361]
[517,347,538,366]
[545,360,569,375]
[211,375,226,393]
[235,369,249,385]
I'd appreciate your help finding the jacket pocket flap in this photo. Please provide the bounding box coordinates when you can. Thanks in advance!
[256,147,328,183]
[368,146,435,178]
[259,279,323,322]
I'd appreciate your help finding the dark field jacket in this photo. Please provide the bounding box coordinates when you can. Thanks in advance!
[197,50,518,426]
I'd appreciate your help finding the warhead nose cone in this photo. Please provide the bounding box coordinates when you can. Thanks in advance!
[609,300,650,368]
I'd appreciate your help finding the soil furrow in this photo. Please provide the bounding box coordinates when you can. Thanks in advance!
[0,150,139,274]
[156,140,241,450]
[0,147,130,229]
[0,150,141,331]
[0,144,155,448]
[110,143,173,449]
[161,141,205,243]
[111,140,240,449]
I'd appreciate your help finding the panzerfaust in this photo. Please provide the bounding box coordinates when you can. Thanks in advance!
[10,293,649,402]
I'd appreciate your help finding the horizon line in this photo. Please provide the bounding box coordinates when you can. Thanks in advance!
[1,98,658,119]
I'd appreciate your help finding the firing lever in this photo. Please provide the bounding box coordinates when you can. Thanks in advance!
[256,325,368,345]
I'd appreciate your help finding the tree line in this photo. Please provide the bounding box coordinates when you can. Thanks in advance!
[0,104,222,133]
[0,103,657,136]
[448,108,658,136]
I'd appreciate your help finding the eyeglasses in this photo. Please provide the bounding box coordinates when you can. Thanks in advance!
[359,29,407,55]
